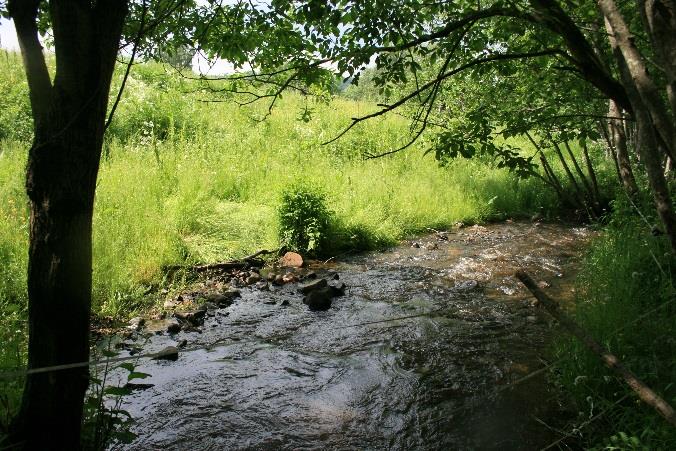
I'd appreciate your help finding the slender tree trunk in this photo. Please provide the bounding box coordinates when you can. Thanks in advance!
[599,0,676,161]
[580,139,602,206]
[603,16,676,251]
[608,101,639,195]
[640,0,676,119]
[634,108,676,250]
[8,0,128,448]
[563,140,593,194]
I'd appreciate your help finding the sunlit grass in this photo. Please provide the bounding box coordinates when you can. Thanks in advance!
[0,58,559,318]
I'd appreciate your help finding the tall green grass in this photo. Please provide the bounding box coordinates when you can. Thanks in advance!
[0,61,560,317]
[553,197,676,450]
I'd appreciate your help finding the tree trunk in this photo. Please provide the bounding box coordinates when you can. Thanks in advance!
[640,0,676,119]
[12,135,98,449]
[634,108,676,251]
[608,100,639,196]
[603,15,676,252]
[599,0,676,161]
[7,0,128,448]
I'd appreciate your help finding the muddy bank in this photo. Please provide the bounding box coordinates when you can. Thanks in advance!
[109,221,592,450]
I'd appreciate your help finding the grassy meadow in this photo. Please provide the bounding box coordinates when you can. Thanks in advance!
[0,56,558,320]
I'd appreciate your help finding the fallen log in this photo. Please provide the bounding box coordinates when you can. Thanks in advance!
[516,270,676,428]
[163,249,279,273]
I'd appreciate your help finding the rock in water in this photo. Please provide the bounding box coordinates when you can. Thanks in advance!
[455,280,478,291]
[282,273,298,284]
[166,319,182,334]
[152,346,179,361]
[279,252,304,268]
[174,310,206,326]
[205,290,240,307]
[128,317,145,331]
[329,282,346,296]
[255,281,270,291]
[246,273,261,285]
[303,287,333,311]
[299,278,328,295]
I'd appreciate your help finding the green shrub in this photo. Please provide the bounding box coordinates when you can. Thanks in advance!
[278,185,333,256]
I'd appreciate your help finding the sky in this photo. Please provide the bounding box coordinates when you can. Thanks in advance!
[0,17,237,75]
[0,18,18,50]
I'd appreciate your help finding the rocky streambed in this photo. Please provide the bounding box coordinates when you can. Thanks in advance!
[105,221,592,450]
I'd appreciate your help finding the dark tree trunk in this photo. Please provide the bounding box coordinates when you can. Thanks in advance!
[7,0,128,449]
[14,134,98,448]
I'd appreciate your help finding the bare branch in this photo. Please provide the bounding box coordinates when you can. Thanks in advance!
[8,0,52,126]
[105,0,148,131]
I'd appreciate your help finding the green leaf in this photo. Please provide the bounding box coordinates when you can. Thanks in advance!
[101,349,119,358]
[119,362,135,372]
[114,430,138,444]
[127,371,152,381]
[104,386,132,397]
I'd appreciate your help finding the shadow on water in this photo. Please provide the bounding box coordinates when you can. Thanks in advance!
[114,222,592,450]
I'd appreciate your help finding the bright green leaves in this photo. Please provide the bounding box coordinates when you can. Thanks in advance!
[277,184,333,256]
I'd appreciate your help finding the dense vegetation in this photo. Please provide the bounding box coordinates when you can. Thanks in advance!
[1,13,675,446]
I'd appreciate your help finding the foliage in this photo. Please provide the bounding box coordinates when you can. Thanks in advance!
[0,50,32,142]
[277,184,333,256]
[0,56,563,319]
[156,44,194,70]
[106,62,203,144]
[81,355,150,450]
[553,198,676,449]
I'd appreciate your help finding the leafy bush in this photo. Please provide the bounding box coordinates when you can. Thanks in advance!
[277,185,333,256]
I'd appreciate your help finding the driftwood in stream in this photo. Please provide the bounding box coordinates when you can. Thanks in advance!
[516,270,676,428]
[164,249,278,273]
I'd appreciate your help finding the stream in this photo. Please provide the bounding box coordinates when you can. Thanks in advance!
[112,221,592,450]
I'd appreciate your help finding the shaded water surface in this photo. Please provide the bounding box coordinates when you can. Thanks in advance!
[117,222,591,450]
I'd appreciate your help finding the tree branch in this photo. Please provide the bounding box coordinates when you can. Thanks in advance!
[527,0,632,112]
[8,0,52,128]
[324,49,565,146]
[373,6,517,53]
[105,0,148,131]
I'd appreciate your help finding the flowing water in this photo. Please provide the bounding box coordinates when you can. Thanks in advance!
[114,222,592,450]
